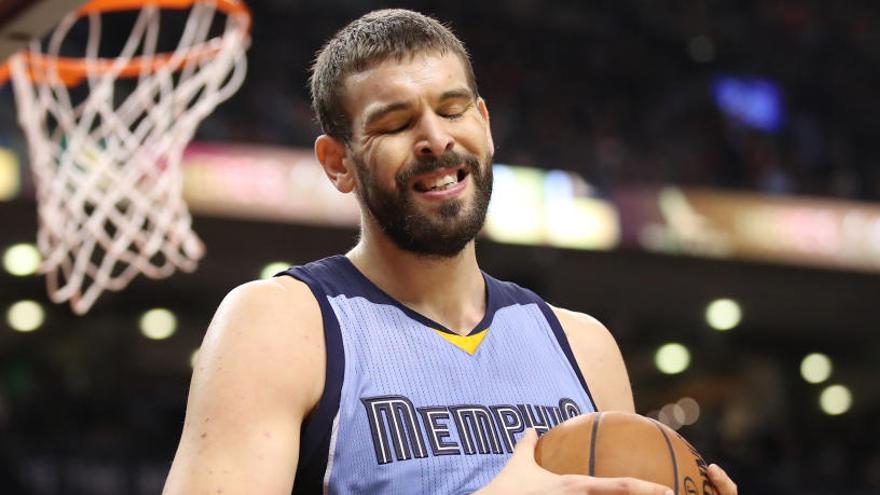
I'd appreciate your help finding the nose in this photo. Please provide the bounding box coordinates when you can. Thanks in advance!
[413,113,455,158]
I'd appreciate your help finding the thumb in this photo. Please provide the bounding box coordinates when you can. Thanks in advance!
[510,428,538,461]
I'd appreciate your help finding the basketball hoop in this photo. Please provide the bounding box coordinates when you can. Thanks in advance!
[2,0,251,314]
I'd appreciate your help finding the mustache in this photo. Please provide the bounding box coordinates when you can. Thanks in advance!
[395,151,481,188]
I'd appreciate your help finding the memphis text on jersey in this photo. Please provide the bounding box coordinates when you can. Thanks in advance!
[361,395,583,465]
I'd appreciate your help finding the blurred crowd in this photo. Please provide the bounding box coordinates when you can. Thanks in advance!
[197,0,880,200]
[2,1,879,199]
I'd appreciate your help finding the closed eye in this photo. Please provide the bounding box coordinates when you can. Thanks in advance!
[439,101,471,120]
[440,110,466,120]
[384,120,412,134]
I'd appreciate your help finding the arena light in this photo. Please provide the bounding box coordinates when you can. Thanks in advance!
[190,348,200,368]
[705,298,742,331]
[677,397,701,426]
[3,243,41,277]
[260,261,291,280]
[484,165,544,244]
[655,343,691,375]
[139,308,177,340]
[0,146,20,201]
[6,300,45,332]
[819,384,852,416]
[543,170,620,250]
[658,403,686,430]
[800,353,832,384]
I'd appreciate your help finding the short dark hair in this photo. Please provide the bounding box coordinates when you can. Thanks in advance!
[310,9,478,141]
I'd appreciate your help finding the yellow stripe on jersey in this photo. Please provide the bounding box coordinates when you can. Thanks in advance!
[432,328,489,355]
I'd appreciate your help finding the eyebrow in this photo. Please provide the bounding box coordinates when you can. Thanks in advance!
[364,101,413,128]
[363,87,475,128]
[439,87,475,102]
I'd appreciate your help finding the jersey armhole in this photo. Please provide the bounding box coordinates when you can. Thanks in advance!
[533,299,599,412]
[277,268,345,493]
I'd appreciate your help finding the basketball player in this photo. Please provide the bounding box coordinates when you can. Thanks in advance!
[163,9,738,495]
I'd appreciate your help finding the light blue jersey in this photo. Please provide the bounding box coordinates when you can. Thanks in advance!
[280,255,596,495]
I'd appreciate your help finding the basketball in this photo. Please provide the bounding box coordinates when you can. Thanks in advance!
[535,412,718,495]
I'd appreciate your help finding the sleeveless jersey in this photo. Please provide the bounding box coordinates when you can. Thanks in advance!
[279,255,596,495]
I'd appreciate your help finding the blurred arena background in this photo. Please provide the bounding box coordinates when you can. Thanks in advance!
[1,0,879,493]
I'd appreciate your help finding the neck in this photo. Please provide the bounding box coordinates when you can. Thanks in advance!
[347,221,486,336]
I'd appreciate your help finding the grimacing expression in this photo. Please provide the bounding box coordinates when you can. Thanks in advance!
[341,52,495,257]
[352,149,493,257]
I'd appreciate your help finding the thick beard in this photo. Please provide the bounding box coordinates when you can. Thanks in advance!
[353,150,493,258]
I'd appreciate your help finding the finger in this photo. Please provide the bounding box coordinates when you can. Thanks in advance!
[510,428,538,460]
[708,464,737,495]
[582,475,674,495]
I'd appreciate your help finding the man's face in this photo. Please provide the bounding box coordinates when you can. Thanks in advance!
[342,51,495,257]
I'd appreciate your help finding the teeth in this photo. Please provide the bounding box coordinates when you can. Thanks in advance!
[428,174,458,191]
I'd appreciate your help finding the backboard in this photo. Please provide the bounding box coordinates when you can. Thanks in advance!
[0,0,87,61]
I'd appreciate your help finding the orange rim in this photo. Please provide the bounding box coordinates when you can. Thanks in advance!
[78,0,249,16]
[0,0,250,86]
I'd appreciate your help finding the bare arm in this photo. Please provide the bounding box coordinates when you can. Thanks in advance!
[479,305,736,495]
[551,306,738,495]
[551,307,635,413]
[162,277,325,495]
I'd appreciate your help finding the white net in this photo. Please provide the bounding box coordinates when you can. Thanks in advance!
[8,1,249,314]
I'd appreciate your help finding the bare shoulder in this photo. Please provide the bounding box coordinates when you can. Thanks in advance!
[550,306,620,363]
[549,305,635,413]
[211,275,323,338]
[216,275,319,326]
[197,275,326,419]
[551,306,609,339]
[163,276,324,494]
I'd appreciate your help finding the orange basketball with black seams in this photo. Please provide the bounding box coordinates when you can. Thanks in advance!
[534,411,718,495]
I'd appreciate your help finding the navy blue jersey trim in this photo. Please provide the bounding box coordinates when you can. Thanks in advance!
[477,275,598,412]
[531,296,598,412]
[336,256,497,337]
[277,266,345,495]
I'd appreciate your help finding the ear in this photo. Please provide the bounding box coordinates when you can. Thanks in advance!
[315,134,357,193]
[477,97,495,156]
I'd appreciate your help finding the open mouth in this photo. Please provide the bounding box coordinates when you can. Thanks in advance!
[412,166,469,193]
